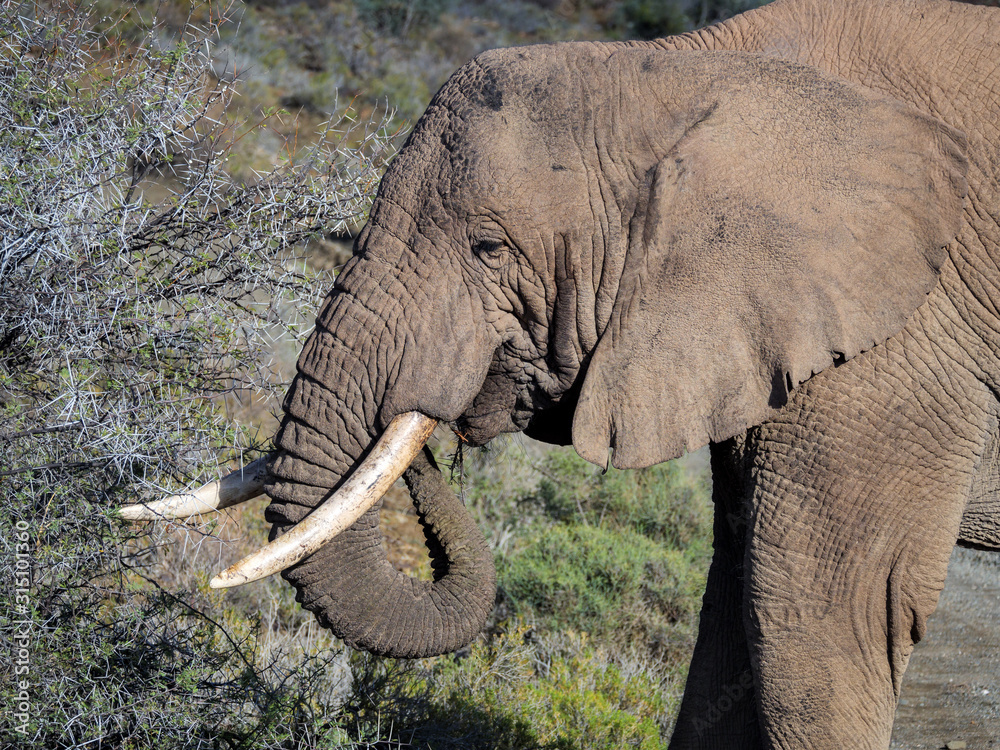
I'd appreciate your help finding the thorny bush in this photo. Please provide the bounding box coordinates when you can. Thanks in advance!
[0,2,394,747]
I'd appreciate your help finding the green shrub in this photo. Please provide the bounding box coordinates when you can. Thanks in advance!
[500,523,705,641]
[476,446,712,661]
[338,623,678,749]
[531,450,711,549]
[518,642,669,750]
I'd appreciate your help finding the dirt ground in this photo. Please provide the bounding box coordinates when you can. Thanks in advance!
[891,546,1000,749]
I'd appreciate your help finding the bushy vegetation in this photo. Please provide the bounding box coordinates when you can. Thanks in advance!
[337,625,674,749]
[490,448,711,649]
[0,2,391,746]
[1,2,719,748]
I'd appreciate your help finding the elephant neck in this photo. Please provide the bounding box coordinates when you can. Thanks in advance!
[664,0,998,139]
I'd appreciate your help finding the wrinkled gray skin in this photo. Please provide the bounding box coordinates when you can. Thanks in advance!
[262,0,1000,747]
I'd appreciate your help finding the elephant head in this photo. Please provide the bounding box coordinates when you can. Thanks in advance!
[124,44,967,658]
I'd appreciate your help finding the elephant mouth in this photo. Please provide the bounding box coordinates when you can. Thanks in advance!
[453,363,582,447]
[118,411,439,588]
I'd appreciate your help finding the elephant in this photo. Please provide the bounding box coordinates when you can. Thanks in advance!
[122,0,1000,747]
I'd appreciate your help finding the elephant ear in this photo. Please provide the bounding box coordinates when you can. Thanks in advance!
[573,52,968,469]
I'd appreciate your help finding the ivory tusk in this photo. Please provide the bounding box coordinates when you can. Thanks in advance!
[118,456,271,521]
[209,411,438,589]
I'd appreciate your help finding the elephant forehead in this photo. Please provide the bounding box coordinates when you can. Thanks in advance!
[447,147,592,238]
[462,44,603,115]
[376,45,611,216]
[442,49,599,155]
[371,109,523,213]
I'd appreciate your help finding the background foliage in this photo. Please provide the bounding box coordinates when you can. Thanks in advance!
[0,1,736,747]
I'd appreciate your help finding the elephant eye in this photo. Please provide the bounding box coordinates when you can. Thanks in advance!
[473,239,504,257]
[473,239,506,263]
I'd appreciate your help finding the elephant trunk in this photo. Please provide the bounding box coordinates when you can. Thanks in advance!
[273,445,495,657]
[263,257,497,657]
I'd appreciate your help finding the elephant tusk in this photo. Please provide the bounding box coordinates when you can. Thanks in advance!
[118,456,271,520]
[209,411,438,589]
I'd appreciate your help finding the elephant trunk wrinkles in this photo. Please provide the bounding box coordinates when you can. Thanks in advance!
[264,267,496,657]
[282,446,496,657]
